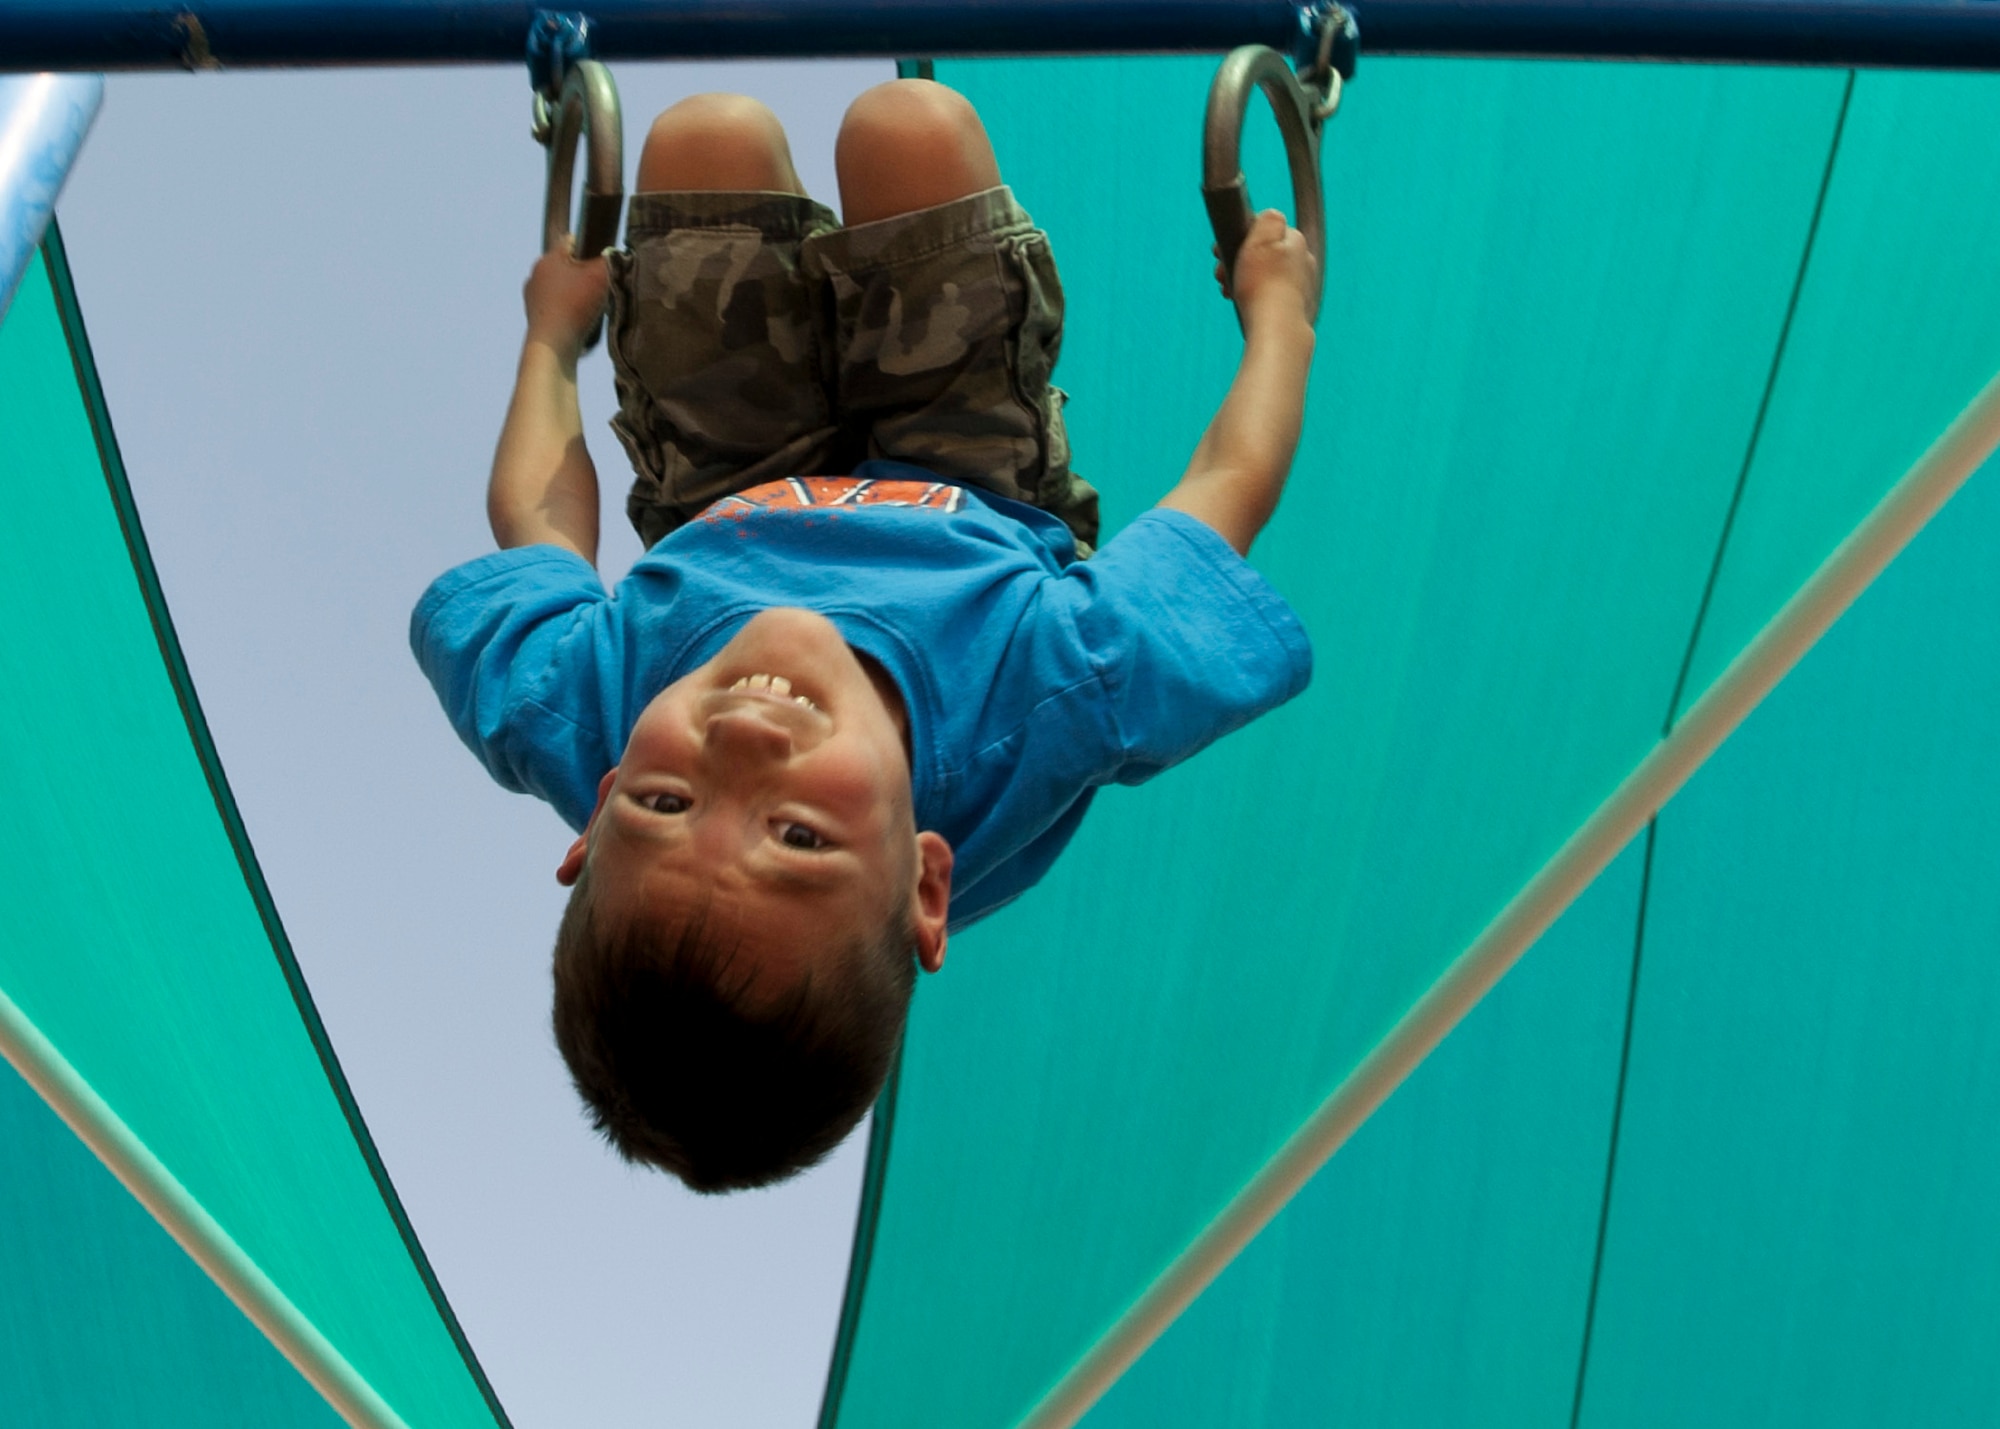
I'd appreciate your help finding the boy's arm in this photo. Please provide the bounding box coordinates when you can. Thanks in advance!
[487,251,610,563]
[1158,210,1318,556]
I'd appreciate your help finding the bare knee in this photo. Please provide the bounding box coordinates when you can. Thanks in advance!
[636,93,804,194]
[836,79,1001,225]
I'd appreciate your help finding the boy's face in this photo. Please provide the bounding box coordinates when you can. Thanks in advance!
[558,609,952,986]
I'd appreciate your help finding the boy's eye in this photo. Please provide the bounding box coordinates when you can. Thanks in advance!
[646,792,690,814]
[779,822,827,850]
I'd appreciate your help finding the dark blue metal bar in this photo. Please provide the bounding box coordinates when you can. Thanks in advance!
[1360,0,2000,71]
[4,0,2000,72]
[0,0,1313,71]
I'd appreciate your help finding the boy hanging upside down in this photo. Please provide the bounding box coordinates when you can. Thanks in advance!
[413,79,1317,1192]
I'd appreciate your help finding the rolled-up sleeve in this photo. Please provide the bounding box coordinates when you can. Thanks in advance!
[410,546,611,827]
[1052,509,1312,784]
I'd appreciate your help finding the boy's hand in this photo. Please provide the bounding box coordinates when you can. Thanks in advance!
[523,249,611,361]
[1213,208,1318,334]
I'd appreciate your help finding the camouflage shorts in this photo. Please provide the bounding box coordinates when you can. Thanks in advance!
[604,185,1100,554]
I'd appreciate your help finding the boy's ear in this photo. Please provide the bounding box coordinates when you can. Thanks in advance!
[556,834,589,887]
[556,770,619,886]
[911,831,953,974]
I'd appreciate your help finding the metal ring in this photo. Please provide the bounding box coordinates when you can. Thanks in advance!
[542,58,624,260]
[1201,45,1327,323]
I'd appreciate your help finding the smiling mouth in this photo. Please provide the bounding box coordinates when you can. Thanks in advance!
[729,672,822,713]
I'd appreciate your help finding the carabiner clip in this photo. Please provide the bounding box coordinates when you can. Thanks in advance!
[1202,5,1353,325]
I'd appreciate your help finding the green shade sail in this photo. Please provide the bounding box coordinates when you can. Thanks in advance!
[1074,430,2000,1428]
[825,56,2000,1428]
[1085,836,1647,1429]
[1582,423,2000,1425]
[1681,69,2000,699]
[0,237,505,1429]
[0,1057,342,1427]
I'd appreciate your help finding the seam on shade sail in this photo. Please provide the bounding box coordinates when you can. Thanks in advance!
[1662,70,1857,734]
[37,224,514,1429]
[1012,362,2000,1429]
[0,985,412,1429]
[1567,818,1657,1429]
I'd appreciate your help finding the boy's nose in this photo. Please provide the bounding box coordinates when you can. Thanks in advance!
[703,705,795,763]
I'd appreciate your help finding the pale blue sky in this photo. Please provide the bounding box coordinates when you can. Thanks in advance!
[58,58,894,1429]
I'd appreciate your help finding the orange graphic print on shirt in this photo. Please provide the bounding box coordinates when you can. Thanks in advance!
[706,476,968,518]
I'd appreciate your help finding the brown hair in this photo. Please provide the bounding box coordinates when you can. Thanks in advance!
[550,870,916,1193]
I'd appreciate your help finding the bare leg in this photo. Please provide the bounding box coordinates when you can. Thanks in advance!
[636,93,807,195]
[835,79,1001,225]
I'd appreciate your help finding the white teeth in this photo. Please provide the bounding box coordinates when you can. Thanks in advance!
[729,673,820,712]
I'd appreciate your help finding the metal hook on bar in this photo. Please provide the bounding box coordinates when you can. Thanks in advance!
[537,58,624,260]
[1202,3,1355,325]
[524,11,622,348]
[1291,0,1360,88]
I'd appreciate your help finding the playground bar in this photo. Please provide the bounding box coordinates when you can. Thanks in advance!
[5,0,2000,72]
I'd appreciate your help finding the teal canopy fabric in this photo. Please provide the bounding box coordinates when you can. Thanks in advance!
[1084,355,2000,1429]
[0,1056,342,1426]
[0,234,507,1428]
[823,57,2000,1428]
